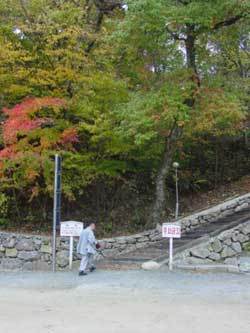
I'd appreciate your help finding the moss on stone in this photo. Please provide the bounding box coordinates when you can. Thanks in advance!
[243,242,250,252]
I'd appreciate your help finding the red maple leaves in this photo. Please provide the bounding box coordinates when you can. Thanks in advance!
[2,97,66,145]
[0,97,78,160]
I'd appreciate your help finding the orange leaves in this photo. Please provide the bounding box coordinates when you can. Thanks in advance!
[0,146,16,159]
[186,87,245,136]
[60,127,79,145]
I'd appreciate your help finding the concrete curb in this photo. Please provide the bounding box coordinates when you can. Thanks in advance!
[174,264,240,273]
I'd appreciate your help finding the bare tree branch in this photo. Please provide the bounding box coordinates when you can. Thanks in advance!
[212,14,244,30]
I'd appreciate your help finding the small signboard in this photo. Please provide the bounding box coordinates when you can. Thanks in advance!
[162,223,181,271]
[162,223,181,238]
[60,221,83,237]
[60,221,83,270]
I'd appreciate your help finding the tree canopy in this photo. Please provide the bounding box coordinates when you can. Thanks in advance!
[0,0,249,232]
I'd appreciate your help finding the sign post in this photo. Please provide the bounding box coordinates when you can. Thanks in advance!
[52,154,62,273]
[69,236,73,270]
[162,223,181,271]
[60,221,83,270]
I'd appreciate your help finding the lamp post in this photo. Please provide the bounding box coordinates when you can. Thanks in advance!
[173,162,179,220]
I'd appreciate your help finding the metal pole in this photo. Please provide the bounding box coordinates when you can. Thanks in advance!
[175,167,179,220]
[52,154,61,272]
[169,237,173,271]
[69,236,73,270]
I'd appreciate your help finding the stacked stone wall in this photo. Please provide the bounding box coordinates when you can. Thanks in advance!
[0,193,249,271]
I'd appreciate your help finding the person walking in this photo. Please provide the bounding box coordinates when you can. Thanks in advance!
[77,221,99,276]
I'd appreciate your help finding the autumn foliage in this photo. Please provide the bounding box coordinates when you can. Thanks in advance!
[0,0,248,231]
[0,97,78,161]
[2,98,65,145]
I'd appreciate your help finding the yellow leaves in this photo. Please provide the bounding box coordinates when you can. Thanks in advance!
[25,168,39,182]
[177,120,185,127]
[186,87,246,137]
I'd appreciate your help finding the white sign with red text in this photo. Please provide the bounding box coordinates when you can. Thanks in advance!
[162,223,181,239]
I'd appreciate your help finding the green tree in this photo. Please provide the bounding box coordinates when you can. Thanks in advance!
[0,0,128,224]
[110,0,249,224]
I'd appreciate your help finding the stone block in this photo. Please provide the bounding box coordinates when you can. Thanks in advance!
[241,223,250,235]
[211,239,223,253]
[126,238,136,244]
[235,203,249,212]
[137,236,149,243]
[120,244,137,254]
[18,251,41,261]
[141,261,160,270]
[232,232,248,243]
[57,251,69,268]
[116,237,128,244]
[118,244,127,251]
[218,230,234,242]
[209,252,221,261]
[41,244,52,254]
[32,261,51,271]
[41,253,51,262]
[149,234,162,241]
[231,242,242,253]
[5,248,18,258]
[182,219,191,227]
[1,258,22,270]
[136,243,146,249]
[3,237,16,248]
[224,238,232,246]
[221,246,235,258]
[0,245,5,252]
[191,219,199,226]
[190,247,210,259]
[33,239,42,249]
[16,239,35,251]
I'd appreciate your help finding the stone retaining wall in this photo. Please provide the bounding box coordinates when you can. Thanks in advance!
[178,193,250,233]
[0,193,249,271]
[176,220,250,266]
[0,229,160,271]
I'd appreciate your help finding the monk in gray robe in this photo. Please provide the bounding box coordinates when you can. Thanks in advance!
[77,222,98,276]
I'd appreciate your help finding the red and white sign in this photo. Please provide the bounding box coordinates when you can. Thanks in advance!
[60,221,83,237]
[162,223,181,238]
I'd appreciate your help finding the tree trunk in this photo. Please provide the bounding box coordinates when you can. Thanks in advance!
[151,25,200,226]
[152,127,181,225]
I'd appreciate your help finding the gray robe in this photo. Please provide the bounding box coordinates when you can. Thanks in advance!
[77,227,97,255]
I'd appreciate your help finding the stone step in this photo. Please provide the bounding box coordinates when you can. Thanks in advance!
[101,208,250,268]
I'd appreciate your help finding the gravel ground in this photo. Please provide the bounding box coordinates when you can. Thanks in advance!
[0,268,250,333]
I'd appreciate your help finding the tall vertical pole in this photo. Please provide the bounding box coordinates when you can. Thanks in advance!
[52,154,62,272]
[175,167,179,220]
[169,237,173,271]
[69,236,73,270]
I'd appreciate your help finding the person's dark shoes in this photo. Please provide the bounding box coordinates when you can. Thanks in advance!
[79,271,87,276]
[89,266,96,272]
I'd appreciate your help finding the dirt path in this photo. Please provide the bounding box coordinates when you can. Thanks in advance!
[0,269,250,333]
